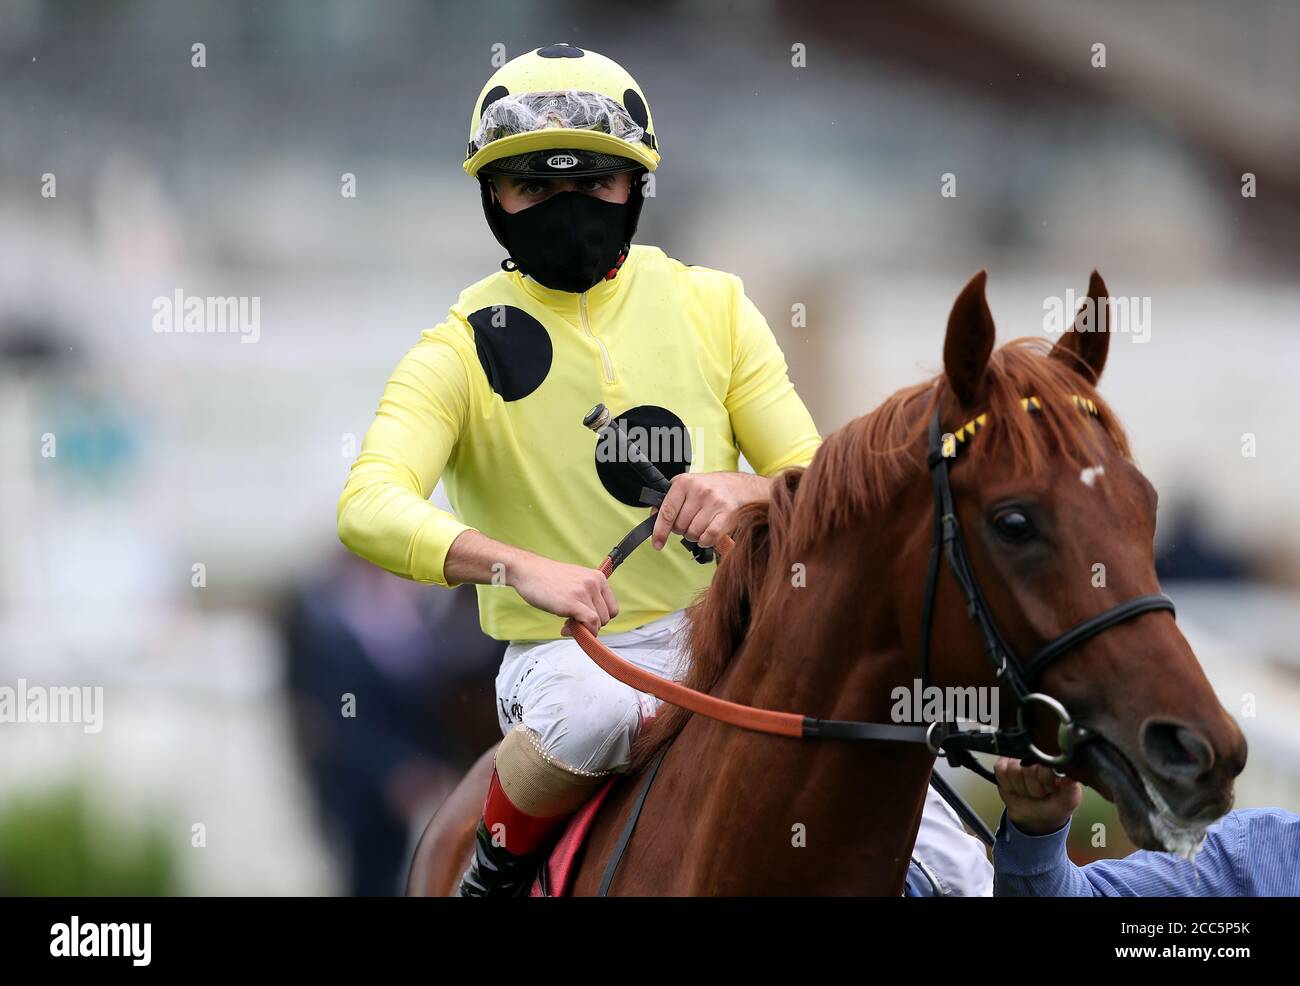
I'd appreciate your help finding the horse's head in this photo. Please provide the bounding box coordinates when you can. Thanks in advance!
[922,270,1246,853]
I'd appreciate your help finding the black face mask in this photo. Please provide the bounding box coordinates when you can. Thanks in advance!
[493,191,629,294]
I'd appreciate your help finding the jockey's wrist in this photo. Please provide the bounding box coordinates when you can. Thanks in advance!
[742,471,775,501]
[499,545,542,588]
[444,529,536,587]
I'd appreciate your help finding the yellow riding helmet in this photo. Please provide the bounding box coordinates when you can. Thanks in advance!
[464,43,660,179]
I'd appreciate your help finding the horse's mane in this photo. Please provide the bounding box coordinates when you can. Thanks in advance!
[629,336,1131,769]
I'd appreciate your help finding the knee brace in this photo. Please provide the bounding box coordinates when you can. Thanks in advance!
[495,724,610,820]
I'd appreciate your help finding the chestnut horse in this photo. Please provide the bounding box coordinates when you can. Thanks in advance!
[409,270,1247,895]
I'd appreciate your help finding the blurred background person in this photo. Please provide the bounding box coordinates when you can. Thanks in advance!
[280,551,503,896]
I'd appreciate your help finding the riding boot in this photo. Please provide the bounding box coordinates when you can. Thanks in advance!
[457,816,543,897]
[457,726,609,897]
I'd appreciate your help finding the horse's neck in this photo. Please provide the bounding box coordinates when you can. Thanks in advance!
[661,540,936,894]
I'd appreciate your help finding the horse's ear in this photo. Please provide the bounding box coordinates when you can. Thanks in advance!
[943,270,995,409]
[1050,269,1110,385]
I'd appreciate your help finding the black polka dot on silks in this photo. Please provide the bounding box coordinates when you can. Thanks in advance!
[594,405,693,507]
[538,44,585,58]
[466,306,553,402]
[622,89,649,129]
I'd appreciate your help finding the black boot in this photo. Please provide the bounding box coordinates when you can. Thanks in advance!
[457,818,541,897]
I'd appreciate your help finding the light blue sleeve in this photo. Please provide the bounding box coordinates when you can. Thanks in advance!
[993,811,1245,897]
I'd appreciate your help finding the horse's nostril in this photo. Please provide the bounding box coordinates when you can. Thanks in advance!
[1141,720,1215,781]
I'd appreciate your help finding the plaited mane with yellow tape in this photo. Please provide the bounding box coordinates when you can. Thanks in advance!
[940,394,1100,459]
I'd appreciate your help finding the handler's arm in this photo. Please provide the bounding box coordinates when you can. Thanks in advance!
[993,812,1244,897]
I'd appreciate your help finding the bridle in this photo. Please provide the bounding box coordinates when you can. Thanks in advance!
[567,396,1176,789]
[917,396,1175,779]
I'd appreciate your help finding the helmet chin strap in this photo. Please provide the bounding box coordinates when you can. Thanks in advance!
[621,167,647,244]
[479,175,513,256]
[479,169,648,282]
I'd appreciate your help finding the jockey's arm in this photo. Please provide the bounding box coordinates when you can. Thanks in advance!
[651,284,821,551]
[338,328,617,635]
[443,529,617,636]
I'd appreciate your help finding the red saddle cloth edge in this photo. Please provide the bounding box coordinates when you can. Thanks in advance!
[530,777,619,897]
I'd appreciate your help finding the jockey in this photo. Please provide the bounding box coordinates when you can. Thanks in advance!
[338,43,992,896]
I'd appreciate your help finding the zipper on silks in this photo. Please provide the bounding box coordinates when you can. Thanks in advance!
[580,291,615,383]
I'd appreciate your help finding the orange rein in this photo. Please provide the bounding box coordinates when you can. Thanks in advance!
[563,533,806,738]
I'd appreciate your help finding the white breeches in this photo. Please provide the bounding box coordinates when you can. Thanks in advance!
[495,611,690,775]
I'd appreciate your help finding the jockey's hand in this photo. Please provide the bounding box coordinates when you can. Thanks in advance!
[509,555,619,637]
[994,757,1083,836]
[651,471,771,551]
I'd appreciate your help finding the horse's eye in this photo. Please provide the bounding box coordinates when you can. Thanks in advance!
[992,510,1034,542]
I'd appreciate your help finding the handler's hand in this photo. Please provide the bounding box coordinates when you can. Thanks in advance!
[994,757,1083,836]
[509,555,619,637]
[651,471,770,551]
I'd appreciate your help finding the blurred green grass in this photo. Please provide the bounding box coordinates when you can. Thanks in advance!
[0,783,179,896]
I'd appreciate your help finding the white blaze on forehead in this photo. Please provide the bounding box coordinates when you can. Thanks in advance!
[1080,465,1106,488]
